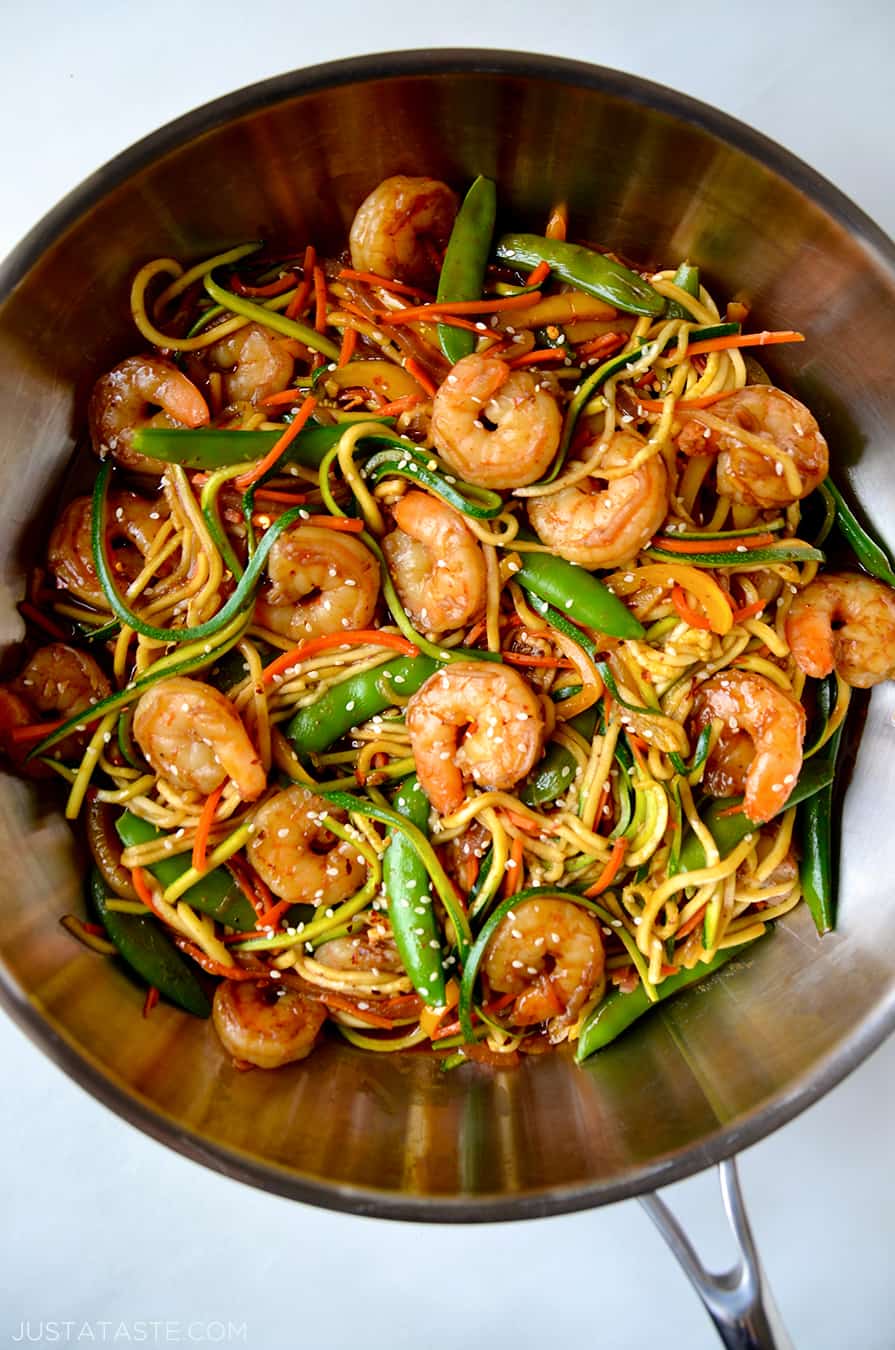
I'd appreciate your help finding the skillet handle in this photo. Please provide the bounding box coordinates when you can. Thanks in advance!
[639,1157,794,1350]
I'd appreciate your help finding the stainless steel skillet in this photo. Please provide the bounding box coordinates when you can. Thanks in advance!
[1,50,894,1349]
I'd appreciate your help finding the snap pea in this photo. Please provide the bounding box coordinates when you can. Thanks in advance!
[819,479,895,586]
[131,423,395,471]
[495,234,665,317]
[666,261,700,319]
[799,722,845,935]
[520,707,600,806]
[514,552,644,639]
[115,811,257,931]
[382,775,446,1005]
[437,175,497,363]
[287,654,439,755]
[90,868,211,1017]
[575,938,761,1061]
[678,757,837,872]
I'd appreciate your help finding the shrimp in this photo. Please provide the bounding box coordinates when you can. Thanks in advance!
[195,323,294,407]
[691,670,806,823]
[677,386,828,508]
[47,492,167,608]
[89,355,209,474]
[314,928,405,975]
[349,175,458,289]
[247,784,367,905]
[785,571,895,687]
[430,353,562,489]
[527,430,669,567]
[132,677,265,801]
[0,643,111,766]
[382,491,486,634]
[212,979,327,1068]
[253,526,379,642]
[405,662,545,816]
[483,897,605,1037]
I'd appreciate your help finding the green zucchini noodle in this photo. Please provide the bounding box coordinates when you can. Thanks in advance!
[4,173,882,1071]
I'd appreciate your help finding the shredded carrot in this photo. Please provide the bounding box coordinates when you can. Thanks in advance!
[656,532,776,554]
[729,598,766,622]
[318,990,395,1029]
[261,387,305,408]
[635,389,736,411]
[374,394,425,417]
[584,838,628,897]
[404,358,438,398]
[716,801,746,818]
[681,330,804,359]
[576,333,627,361]
[17,600,67,640]
[337,325,357,368]
[175,938,261,979]
[131,866,167,921]
[464,617,487,645]
[526,260,551,287]
[671,585,713,632]
[142,986,160,1017]
[230,271,297,298]
[500,809,544,836]
[9,718,67,745]
[464,852,479,892]
[253,899,292,931]
[286,244,316,319]
[81,921,108,938]
[301,515,365,533]
[233,395,317,489]
[227,857,265,916]
[504,833,526,899]
[633,369,657,389]
[191,782,225,874]
[375,291,542,324]
[508,348,568,369]
[337,268,432,300]
[676,903,708,939]
[500,651,575,669]
[261,629,418,687]
[313,265,328,333]
[545,204,567,241]
[250,487,308,506]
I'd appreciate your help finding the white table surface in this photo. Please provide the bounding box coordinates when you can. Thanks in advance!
[2,3,894,1347]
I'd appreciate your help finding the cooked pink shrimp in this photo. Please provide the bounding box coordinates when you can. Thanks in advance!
[0,643,111,767]
[677,385,828,507]
[247,784,366,905]
[89,355,209,473]
[691,670,806,823]
[430,353,562,489]
[405,662,545,816]
[196,323,294,407]
[349,175,458,289]
[526,430,669,567]
[47,492,167,609]
[382,491,486,634]
[483,897,605,1038]
[253,526,379,641]
[132,677,265,801]
[212,979,327,1068]
[785,571,895,687]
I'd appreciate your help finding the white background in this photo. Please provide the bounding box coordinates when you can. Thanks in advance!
[2,3,895,1347]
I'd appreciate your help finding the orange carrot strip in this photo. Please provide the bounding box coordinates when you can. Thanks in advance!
[261,630,418,687]
[680,330,804,359]
[501,809,543,836]
[671,585,713,632]
[656,532,776,554]
[142,986,160,1018]
[131,866,167,921]
[337,325,357,368]
[526,260,551,287]
[261,387,305,408]
[232,395,317,489]
[174,938,261,980]
[374,395,425,417]
[191,783,225,875]
[10,718,66,745]
[404,358,438,398]
[301,515,365,532]
[504,833,526,899]
[286,245,315,320]
[319,990,395,1029]
[577,333,627,360]
[716,802,746,818]
[253,899,291,931]
[375,291,542,324]
[508,348,568,369]
[584,838,628,897]
[464,617,487,646]
[18,601,67,640]
[230,271,297,298]
[464,853,479,892]
[545,205,567,241]
[676,903,708,939]
[250,488,308,506]
[500,651,575,669]
[313,266,328,333]
[730,598,767,622]
[337,268,432,300]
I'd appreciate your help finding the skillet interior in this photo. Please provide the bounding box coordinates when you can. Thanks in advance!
[1,51,894,1220]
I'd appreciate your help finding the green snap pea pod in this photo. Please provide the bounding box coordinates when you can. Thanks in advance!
[204,272,341,361]
[286,654,439,755]
[678,758,837,872]
[437,175,497,363]
[520,707,600,806]
[362,448,503,518]
[645,542,824,568]
[665,261,700,319]
[115,812,257,931]
[382,775,446,1005]
[514,552,644,639]
[495,234,665,317]
[799,722,845,935]
[819,479,895,586]
[131,422,399,471]
[575,938,761,1061]
[90,869,211,1017]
